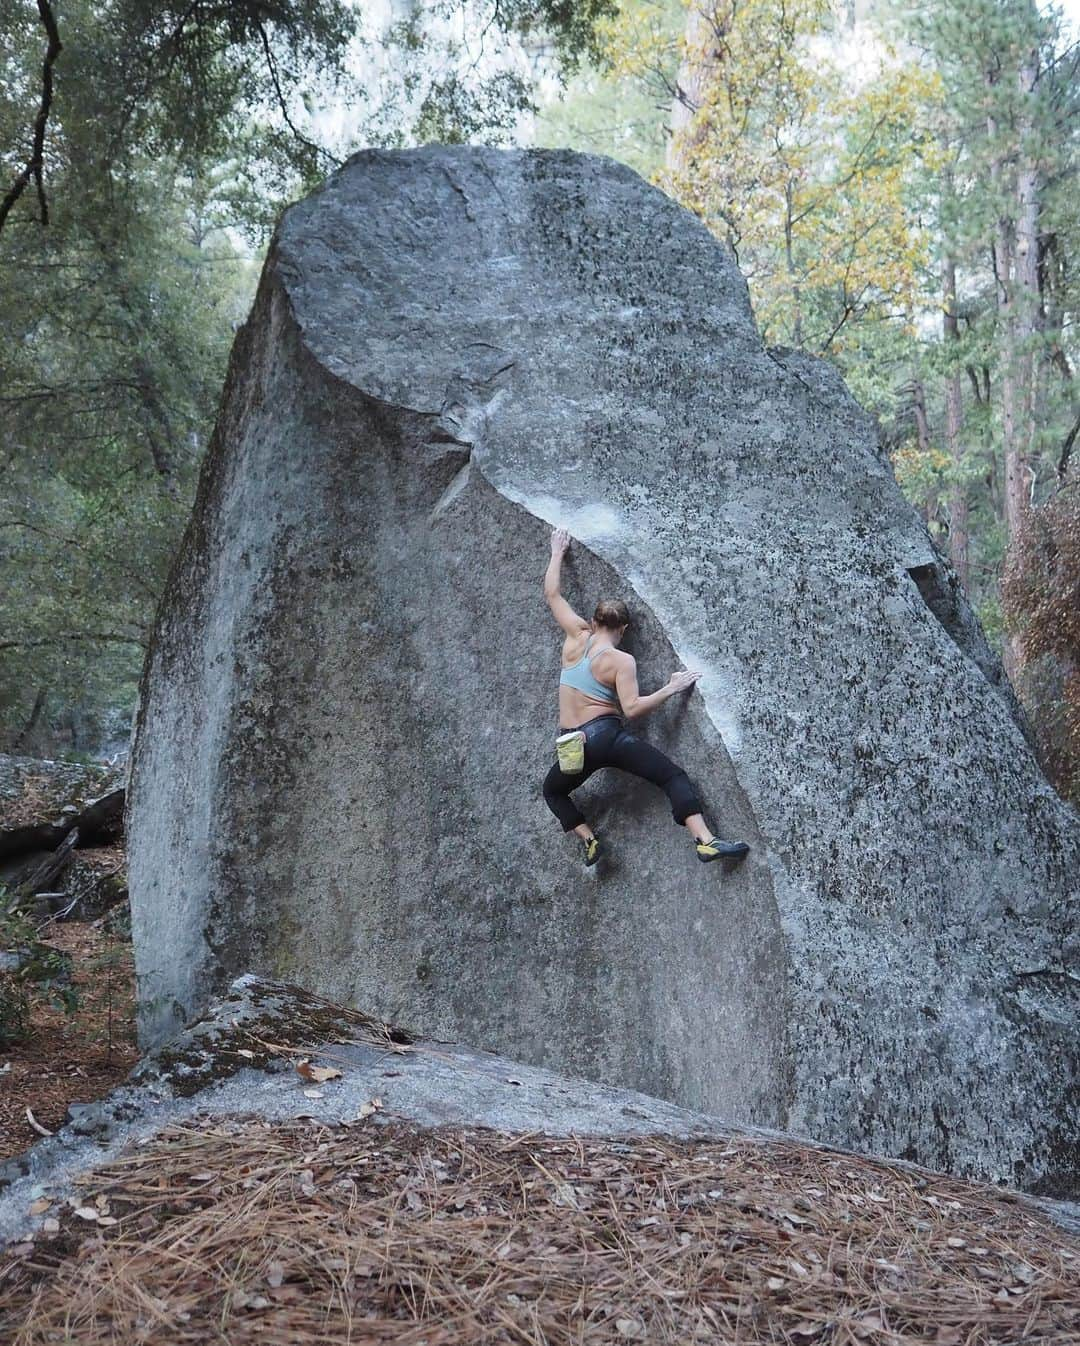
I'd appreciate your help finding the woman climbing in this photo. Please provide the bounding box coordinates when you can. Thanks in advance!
[541,526,751,868]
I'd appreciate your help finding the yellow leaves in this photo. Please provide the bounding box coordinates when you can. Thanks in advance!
[890,442,953,502]
[645,5,934,345]
[572,0,947,355]
[595,0,678,81]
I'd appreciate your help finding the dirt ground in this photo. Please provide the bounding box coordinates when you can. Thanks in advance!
[0,915,137,1161]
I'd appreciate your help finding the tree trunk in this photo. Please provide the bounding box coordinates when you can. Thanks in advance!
[13,685,48,753]
[909,372,938,536]
[785,177,803,348]
[942,254,969,589]
[666,2,715,175]
[1015,44,1041,481]
[987,80,1022,682]
[999,43,1042,682]
[19,827,79,898]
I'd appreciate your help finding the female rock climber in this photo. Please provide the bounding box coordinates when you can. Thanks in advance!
[541,526,751,868]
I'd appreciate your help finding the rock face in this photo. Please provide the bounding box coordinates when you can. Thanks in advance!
[127,146,1080,1196]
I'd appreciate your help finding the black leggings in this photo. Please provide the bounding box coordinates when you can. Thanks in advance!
[542,713,703,831]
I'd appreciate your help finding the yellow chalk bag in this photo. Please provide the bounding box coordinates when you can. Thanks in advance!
[555,729,586,774]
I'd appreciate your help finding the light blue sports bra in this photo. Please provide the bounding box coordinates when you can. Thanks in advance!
[559,633,618,703]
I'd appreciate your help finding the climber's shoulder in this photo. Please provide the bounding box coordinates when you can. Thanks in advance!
[547,590,590,636]
[593,644,630,667]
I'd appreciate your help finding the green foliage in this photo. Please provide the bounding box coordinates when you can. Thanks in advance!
[515,0,621,69]
[2,1,613,751]
[532,0,682,178]
[413,70,537,145]
[0,149,257,749]
[0,886,78,1047]
[0,0,349,749]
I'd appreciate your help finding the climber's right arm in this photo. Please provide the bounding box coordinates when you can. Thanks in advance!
[616,655,701,719]
[543,527,589,635]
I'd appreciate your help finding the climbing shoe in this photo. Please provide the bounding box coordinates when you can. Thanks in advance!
[696,835,750,863]
[583,835,603,867]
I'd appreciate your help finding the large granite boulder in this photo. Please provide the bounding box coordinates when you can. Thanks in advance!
[127,146,1080,1195]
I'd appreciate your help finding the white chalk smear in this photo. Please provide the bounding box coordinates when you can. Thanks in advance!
[663,639,741,756]
[498,487,624,543]
[626,568,742,758]
[491,479,742,755]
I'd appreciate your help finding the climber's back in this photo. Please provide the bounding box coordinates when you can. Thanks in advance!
[558,628,622,724]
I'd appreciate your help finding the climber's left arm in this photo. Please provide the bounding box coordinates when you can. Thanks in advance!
[543,527,589,635]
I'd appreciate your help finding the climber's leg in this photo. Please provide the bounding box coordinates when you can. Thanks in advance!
[543,757,604,866]
[542,759,604,866]
[542,758,591,832]
[606,728,703,828]
[544,720,626,866]
[607,728,749,860]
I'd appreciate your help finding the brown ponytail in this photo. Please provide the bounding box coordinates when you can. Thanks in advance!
[593,599,631,631]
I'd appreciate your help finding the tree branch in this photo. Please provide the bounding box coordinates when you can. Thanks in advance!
[0,0,63,235]
[1057,407,1080,479]
[0,518,161,602]
[255,17,339,175]
[0,633,147,652]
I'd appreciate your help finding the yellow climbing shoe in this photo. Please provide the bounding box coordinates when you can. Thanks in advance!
[696,835,750,863]
[584,835,603,866]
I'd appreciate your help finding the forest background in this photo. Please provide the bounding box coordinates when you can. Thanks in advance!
[2,0,1079,807]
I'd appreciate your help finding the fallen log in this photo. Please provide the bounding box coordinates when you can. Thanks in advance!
[0,788,123,862]
[18,827,79,896]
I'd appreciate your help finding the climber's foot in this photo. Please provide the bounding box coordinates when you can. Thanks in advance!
[696,835,749,863]
[583,834,603,867]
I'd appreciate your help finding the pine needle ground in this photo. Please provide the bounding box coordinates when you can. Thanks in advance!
[1,1115,1076,1344]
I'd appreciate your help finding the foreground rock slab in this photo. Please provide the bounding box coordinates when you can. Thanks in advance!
[1,977,1076,1246]
[0,974,763,1246]
[126,145,1080,1194]
[0,978,1077,1344]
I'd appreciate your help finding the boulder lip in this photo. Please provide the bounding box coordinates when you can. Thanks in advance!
[3,974,1077,1251]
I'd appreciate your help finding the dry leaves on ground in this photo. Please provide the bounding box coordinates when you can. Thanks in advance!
[0,1114,1077,1344]
[0,918,137,1159]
